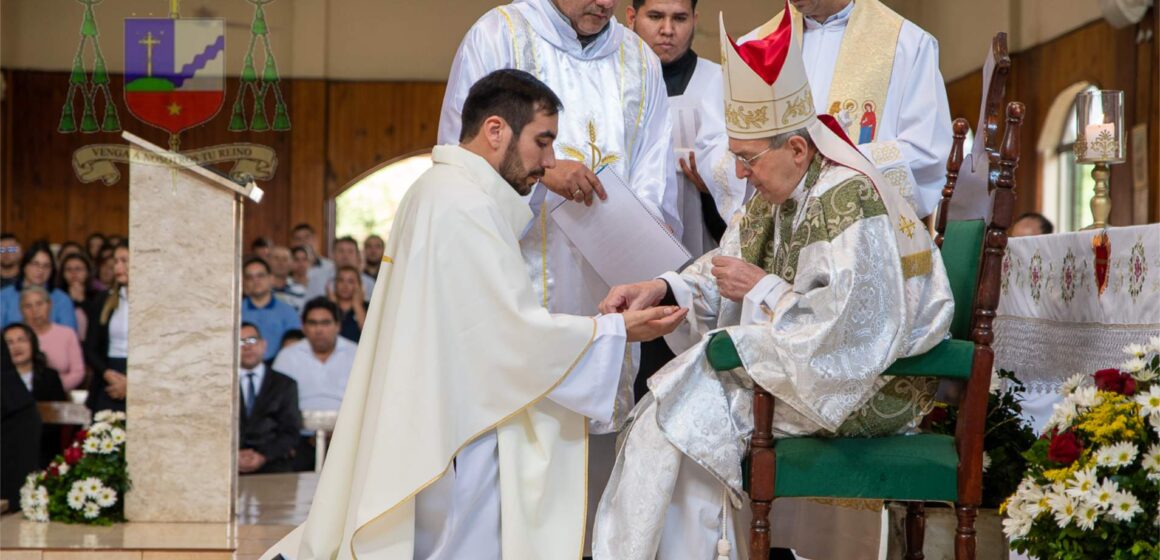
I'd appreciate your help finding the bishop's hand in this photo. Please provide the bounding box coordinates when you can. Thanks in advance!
[541,160,607,206]
[710,256,767,302]
[599,279,668,314]
[622,306,687,342]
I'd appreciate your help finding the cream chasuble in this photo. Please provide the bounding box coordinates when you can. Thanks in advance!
[742,0,952,218]
[261,146,630,560]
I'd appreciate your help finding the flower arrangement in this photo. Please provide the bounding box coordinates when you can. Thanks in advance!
[927,369,1038,508]
[1001,339,1160,559]
[19,410,132,525]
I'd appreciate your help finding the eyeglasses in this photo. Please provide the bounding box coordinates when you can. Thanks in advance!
[731,146,773,171]
[239,337,261,346]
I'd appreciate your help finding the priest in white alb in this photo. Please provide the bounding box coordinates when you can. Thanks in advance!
[745,0,953,218]
[626,0,750,256]
[261,69,686,560]
[591,8,953,559]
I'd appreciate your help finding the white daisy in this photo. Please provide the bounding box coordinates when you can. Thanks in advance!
[1091,478,1118,510]
[1044,400,1078,432]
[66,488,86,510]
[57,463,68,476]
[83,502,101,519]
[1003,511,1033,539]
[1096,442,1139,469]
[1050,494,1078,528]
[88,422,110,434]
[1060,373,1088,395]
[83,437,100,453]
[109,428,126,445]
[1122,357,1147,373]
[1135,385,1160,417]
[1142,444,1160,473]
[982,452,992,474]
[1149,335,1160,354]
[1134,367,1159,383]
[1066,467,1099,500]
[82,477,103,498]
[95,487,117,508]
[112,411,126,422]
[1070,386,1103,409]
[1075,503,1099,530]
[99,438,116,454]
[1123,343,1147,358]
[94,410,112,423]
[1109,491,1143,522]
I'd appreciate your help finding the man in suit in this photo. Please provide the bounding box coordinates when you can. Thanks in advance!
[239,322,303,475]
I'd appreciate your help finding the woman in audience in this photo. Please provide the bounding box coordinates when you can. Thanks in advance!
[20,287,85,391]
[329,266,366,342]
[0,241,78,331]
[84,243,129,413]
[94,247,116,291]
[85,233,107,263]
[1,340,43,508]
[58,253,99,339]
[3,323,68,467]
[57,241,84,263]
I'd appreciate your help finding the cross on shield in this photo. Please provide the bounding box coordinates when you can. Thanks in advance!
[123,18,225,135]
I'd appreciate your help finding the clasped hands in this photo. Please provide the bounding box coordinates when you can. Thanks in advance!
[599,257,767,341]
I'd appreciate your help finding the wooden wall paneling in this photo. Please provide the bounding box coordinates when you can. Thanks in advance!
[288,79,328,248]
[325,81,445,199]
[946,20,1147,226]
[3,68,13,234]
[1151,7,1159,223]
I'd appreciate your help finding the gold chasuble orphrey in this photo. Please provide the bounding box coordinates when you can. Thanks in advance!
[751,0,903,144]
[261,146,595,560]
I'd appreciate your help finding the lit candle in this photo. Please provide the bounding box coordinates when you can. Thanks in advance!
[1082,122,1117,160]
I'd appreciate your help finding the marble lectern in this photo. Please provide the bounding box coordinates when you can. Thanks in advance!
[121,131,264,523]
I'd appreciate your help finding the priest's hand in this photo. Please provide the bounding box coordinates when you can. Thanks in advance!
[679,151,709,194]
[623,306,687,342]
[599,279,668,314]
[541,160,607,206]
[238,449,267,473]
[711,256,767,302]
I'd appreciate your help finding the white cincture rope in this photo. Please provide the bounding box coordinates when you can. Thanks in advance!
[716,486,732,560]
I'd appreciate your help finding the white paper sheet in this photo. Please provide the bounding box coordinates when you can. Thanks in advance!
[550,168,692,286]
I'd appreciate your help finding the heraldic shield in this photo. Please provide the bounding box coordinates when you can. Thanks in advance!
[123,18,225,135]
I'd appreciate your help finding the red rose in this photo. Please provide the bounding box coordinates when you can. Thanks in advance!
[1093,369,1138,395]
[63,446,83,465]
[47,464,59,478]
[74,429,88,443]
[1047,430,1083,465]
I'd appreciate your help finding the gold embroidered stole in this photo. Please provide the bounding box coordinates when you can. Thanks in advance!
[752,0,903,144]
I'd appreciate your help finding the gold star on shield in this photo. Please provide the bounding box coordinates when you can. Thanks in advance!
[166,102,182,116]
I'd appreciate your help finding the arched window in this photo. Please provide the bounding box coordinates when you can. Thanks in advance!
[1039,83,1099,232]
[334,152,433,242]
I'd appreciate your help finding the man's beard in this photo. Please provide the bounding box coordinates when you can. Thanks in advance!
[499,141,544,196]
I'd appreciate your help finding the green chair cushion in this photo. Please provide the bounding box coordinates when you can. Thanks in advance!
[883,339,975,380]
[941,220,985,340]
[773,433,958,502]
[706,331,741,371]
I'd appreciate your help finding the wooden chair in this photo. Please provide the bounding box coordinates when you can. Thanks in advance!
[948,32,1012,221]
[705,102,1025,560]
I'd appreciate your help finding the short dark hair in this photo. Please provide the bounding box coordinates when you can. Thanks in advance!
[243,256,271,274]
[250,236,272,251]
[459,69,563,143]
[1,232,17,242]
[279,328,305,348]
[302,296,340,323]
[334,236,358,249]
[632,0,697,9]
[241,321,262,339]
[290,245,309,258]
[1016,212,1054,235]
[292,223,314,234]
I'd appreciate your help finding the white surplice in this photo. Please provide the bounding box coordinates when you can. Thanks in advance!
[438,0,678,317]
[670,57,751,256]
[743,2,952,218]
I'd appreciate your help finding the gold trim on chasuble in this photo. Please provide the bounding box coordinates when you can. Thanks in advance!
[349,319,599,560]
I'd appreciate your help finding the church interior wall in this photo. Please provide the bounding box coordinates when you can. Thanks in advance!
[945,11,1158,226]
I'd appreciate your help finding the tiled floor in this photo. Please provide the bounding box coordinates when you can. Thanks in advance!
[0,472,314,560]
